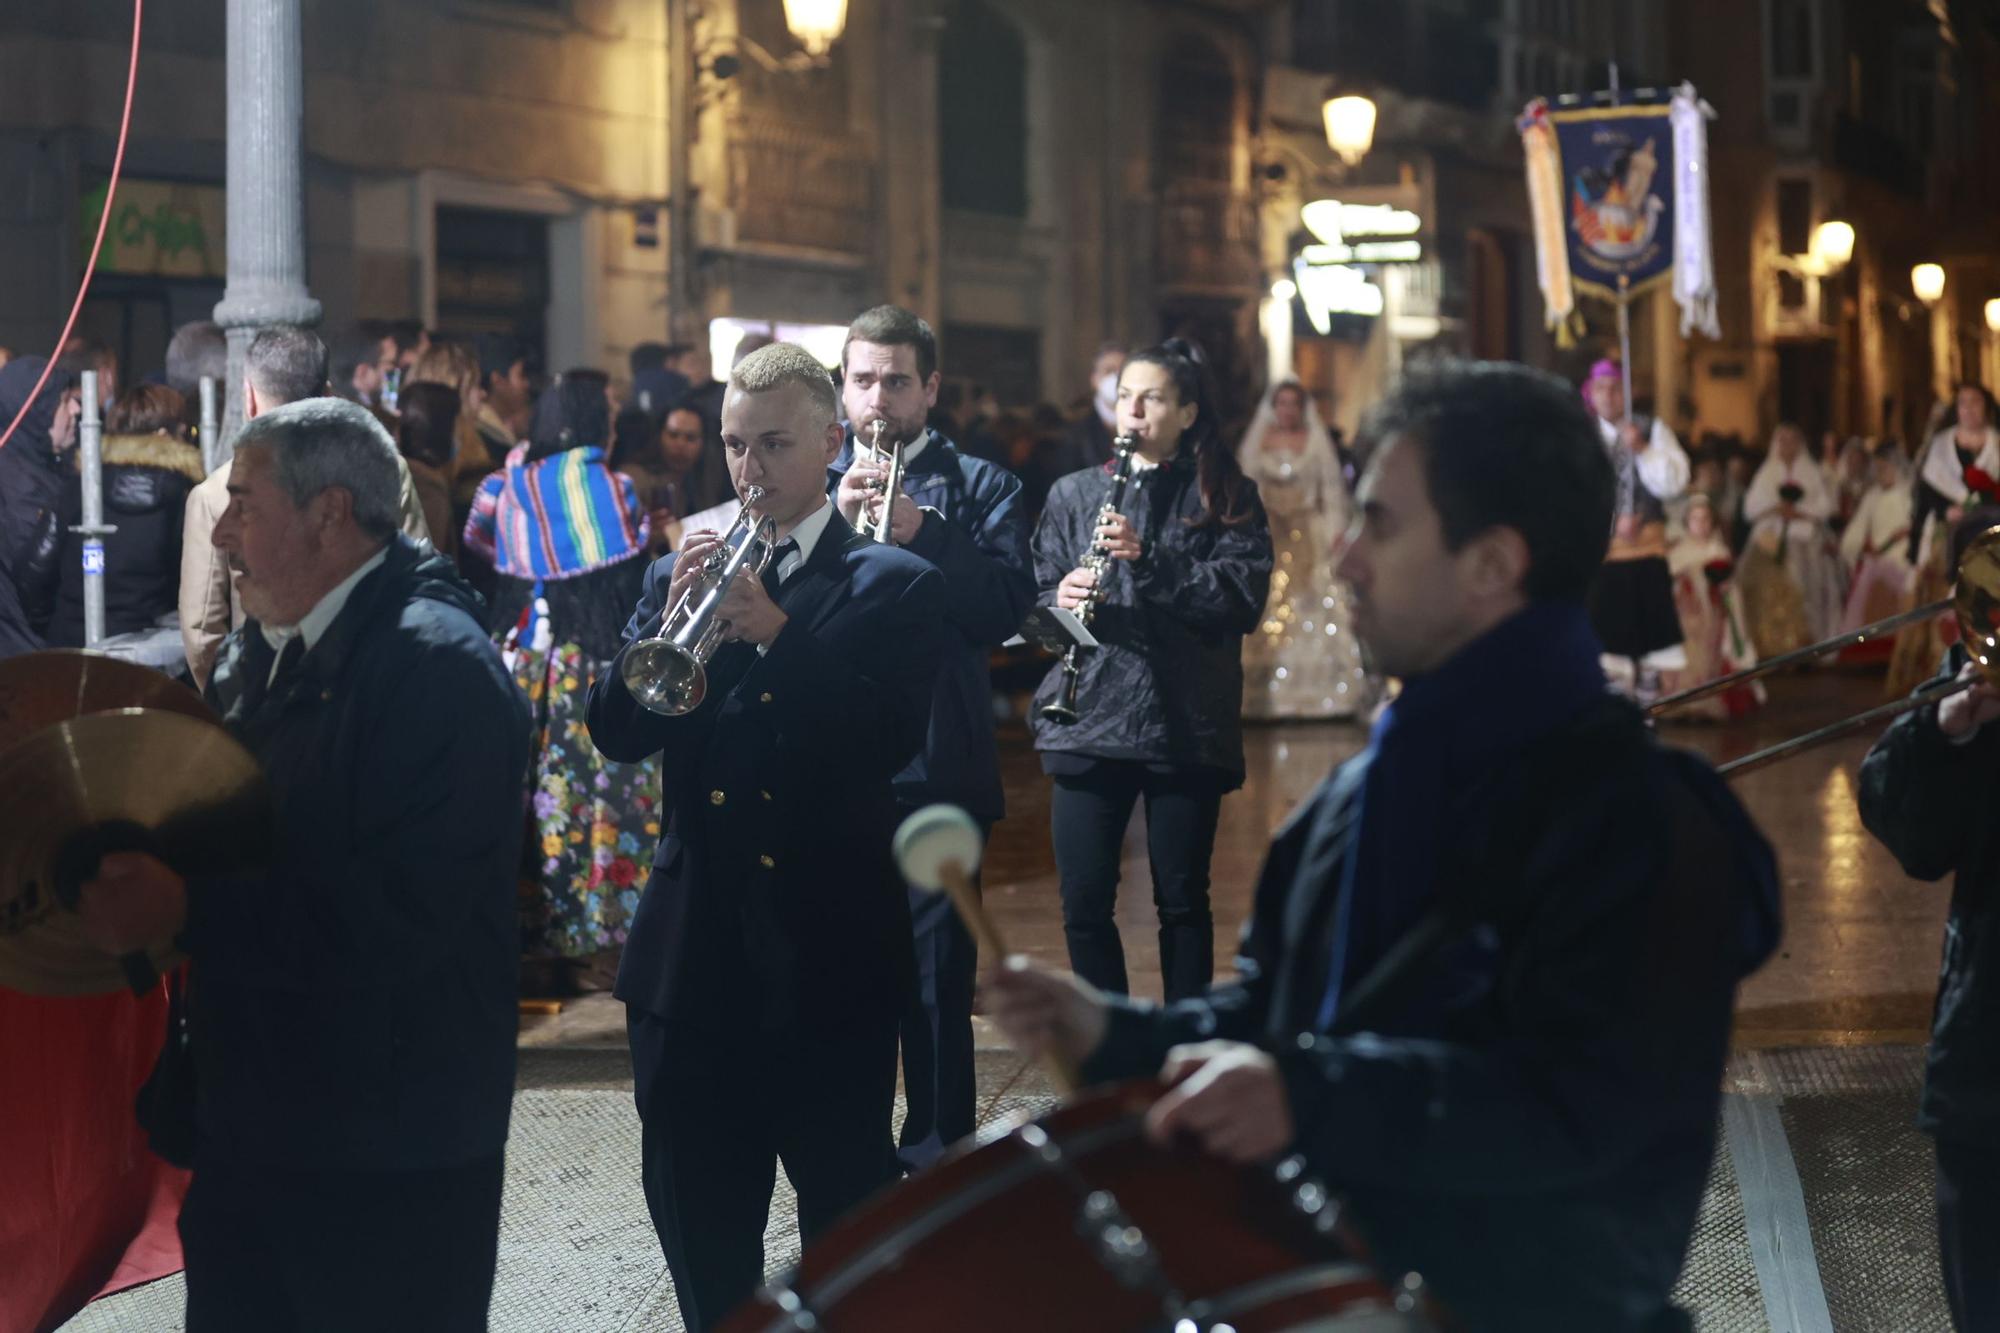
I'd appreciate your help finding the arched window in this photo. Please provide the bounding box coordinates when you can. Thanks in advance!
[939,0,1028,217]
[1158,35,1237,190]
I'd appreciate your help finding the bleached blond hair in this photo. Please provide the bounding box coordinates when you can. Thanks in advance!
[729,342,838,428]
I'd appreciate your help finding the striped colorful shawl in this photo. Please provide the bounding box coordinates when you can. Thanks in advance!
[463,445,648,580]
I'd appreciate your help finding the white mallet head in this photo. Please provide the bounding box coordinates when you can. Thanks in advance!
[893,803,984,891]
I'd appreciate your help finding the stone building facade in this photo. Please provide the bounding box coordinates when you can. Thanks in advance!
[0,0,1274,417]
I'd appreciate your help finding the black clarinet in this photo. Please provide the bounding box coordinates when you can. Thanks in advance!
[1041,435,1138,725]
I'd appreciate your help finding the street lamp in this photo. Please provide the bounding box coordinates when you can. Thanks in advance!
[1809,220,1854,272]
[1986,299,2000,333]
[1913,262,1947,304]
[783,0,848,56]
[1322,95,1377,167]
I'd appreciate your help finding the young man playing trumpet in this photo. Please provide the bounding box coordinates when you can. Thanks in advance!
[587,343,945,1331]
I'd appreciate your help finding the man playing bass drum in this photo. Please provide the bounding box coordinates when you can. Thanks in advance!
[1029,338,1273,1002]
[993,361,1781,1332]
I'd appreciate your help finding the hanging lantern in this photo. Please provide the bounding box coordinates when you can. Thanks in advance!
[783,0,849,56]
[1322,95,1377,168]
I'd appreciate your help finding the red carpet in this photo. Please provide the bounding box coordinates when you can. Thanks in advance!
[0,981,189,1333]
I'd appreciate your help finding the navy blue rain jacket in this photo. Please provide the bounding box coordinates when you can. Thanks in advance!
[1082,701,1781,1332]
[188,536,530,1170]
[827,427,1034,819]
[1859,646,2000,1145]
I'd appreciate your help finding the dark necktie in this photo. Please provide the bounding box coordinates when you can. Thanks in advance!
[761,539,798,601]
[267,635,307,698]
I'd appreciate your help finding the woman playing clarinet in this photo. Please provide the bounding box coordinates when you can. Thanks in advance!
[1029,338,1272,1000]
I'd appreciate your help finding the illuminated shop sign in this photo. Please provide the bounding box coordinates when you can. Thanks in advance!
[1299,199,1424,264]
[1292,259,1383,332]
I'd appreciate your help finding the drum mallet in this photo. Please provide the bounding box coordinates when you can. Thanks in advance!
[894,804,1078,1095]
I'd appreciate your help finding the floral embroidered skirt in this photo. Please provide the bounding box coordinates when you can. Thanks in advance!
[512,638,661,958]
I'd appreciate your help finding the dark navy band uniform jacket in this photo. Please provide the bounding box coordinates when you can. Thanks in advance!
[587,506,947,1031]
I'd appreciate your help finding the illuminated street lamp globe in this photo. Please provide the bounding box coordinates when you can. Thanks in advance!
[1913,263,1947,305]
[783,0,848,56]
[1322,95,1377,168]
[1809,220,1854,272]
[1985,298,2000,334]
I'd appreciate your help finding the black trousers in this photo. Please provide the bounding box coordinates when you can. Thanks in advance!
[1937,1137,2000,1331]
[627,1008,900,1332]
[1051,762,1223,1001]
[896,818,989,1172]
[178,1151,504,1333]
[1587,554,1682,658]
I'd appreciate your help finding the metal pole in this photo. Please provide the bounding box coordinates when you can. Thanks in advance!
[1716,677,1963,779]
[1605,60,1639,442]
[1617,272,1635,428]
[212,0,322,459]
[73,370,115,650]
[198,375,220,475]
[666,0,695,342]
[1649,597,1948,715]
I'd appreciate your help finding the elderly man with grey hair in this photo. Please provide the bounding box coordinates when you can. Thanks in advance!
[77,396,530,1333]
[179,325,431,689]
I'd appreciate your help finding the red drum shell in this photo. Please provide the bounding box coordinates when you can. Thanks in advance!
[718,1080,1426,1333]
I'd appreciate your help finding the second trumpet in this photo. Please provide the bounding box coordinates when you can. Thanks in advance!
[855,420,905,544]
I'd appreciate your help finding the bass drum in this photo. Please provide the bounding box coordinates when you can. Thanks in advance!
[718,1080,1436,1333]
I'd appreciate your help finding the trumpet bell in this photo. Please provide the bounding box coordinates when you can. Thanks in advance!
[620,639,707,716]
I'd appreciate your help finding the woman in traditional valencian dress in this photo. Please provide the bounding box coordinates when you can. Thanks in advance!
[1238,381,1370,719]
[1838,441,1914,642]
[1737,422,1846,656]
[1888,385,2000,696]
[1663,494,1763,719]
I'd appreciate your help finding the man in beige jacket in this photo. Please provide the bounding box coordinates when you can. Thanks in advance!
[180,327,431,688]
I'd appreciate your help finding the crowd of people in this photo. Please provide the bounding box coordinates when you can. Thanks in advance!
[1574,363,2000,719]
[7,308,1997,1330]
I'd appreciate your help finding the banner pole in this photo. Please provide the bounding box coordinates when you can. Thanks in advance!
[1617,273,1637,437]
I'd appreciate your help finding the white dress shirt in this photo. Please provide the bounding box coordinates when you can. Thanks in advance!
[261,546,389,684]
[772,497,836,587]
[1595,414,1691,501]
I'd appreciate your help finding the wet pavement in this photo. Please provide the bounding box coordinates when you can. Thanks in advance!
[64,668,1959,1331]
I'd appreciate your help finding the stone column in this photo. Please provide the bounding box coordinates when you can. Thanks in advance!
[212,0,322,456]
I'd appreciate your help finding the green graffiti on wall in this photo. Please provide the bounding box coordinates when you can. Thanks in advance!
[80,179,226,278]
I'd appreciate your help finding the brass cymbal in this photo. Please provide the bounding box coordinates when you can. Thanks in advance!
[0,649,217,757]
[0,708,269,997]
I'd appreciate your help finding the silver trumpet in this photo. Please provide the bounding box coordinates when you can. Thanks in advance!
[620,486,779,716]
[855,419,905,544]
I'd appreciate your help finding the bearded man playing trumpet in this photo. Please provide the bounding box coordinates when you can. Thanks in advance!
[586,342,945,1332]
